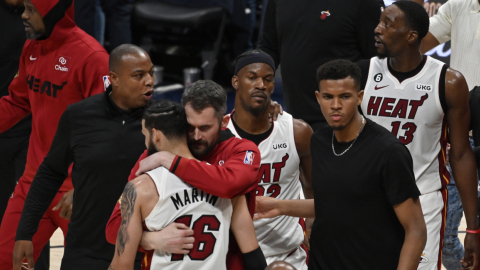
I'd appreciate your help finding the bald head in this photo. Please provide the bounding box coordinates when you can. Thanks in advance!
[109,44,148,73]
[265,261,297,270]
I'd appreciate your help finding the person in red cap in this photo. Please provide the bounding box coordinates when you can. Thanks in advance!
[0,0,109,268]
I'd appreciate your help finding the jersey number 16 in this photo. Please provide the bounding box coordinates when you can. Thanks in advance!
[171,215,220,261]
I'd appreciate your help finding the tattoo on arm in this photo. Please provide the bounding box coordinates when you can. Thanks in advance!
[117,182,137,256]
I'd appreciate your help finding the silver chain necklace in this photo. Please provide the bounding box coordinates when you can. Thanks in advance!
[332,116,365,156]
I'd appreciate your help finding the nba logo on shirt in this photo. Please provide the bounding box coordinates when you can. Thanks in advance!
[244,151,255,165]
[103,76,111,91]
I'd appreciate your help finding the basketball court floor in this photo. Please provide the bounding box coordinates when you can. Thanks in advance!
[47,217,468,269]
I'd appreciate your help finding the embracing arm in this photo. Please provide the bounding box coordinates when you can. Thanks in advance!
[394,197,427,270]
[136,141,261,199]
[109,181,144,270]
[231,195,267,270]
[445,68,480,269]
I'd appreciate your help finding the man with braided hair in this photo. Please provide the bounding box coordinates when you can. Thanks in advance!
[109,100,267,270]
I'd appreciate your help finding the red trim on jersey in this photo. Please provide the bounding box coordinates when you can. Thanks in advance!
[435,119,449,269]
[437,187,448,270]
[286,243,309,265]
[437,119,451,188]
[297,217,309,264]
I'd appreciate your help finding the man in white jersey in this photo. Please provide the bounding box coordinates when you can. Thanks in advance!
[358,1,480,269]
[109,100,266,270]
[227,50,313,269]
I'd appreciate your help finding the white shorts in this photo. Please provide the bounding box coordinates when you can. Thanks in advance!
[417,190,447,270]
[265,245,308,270]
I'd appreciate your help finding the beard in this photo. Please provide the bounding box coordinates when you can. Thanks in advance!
[188,129,221,158]
[147,139,158,156]
[24,21,44,40]
[377,44,390,59]
[241,97,269,117]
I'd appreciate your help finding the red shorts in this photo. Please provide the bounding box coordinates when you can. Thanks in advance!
[0,177,69,270]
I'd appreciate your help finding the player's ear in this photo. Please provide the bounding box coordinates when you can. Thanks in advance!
[407,30,419,44]
[221,114,230,129]
[315,90,321,105]
[109,71,119,86]
[151,128,160,144]
[357,90,364,105]
[232,75,239,91]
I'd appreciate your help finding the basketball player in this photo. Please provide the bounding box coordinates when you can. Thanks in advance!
[106,80,264,270]
[358,1,480,269]
[109,100,266,270]
[227,50,312,269]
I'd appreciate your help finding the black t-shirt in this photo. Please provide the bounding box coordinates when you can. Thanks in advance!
[309,119,420,270]
[0,1,31,138]
[258,0,383,126]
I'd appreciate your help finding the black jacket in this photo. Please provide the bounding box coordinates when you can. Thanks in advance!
[16,87,145,262]
[258,0,383,126]
[0,1,31,137]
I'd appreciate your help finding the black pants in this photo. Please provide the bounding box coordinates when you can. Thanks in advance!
[0,132,49,270]
[61,248,141,270]
[74,0,132,50]
[0,134,28,221]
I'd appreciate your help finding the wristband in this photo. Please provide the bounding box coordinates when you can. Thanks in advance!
[466,227,480,234]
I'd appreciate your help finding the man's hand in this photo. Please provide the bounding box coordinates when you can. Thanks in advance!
[52,188,74,220]
[460,233,480,269]
[254,196,282,220]
[135,151,175,176]
[303,218,314,250]
[12,240,34,270]
[140,222,194,254]
[268,100,283,123]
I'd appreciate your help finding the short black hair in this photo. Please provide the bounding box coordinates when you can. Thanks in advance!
[143,100,188,140]
[316,59,361,91]
[109,44,148,73]
[393,0,429,42]
[181,80,227,121]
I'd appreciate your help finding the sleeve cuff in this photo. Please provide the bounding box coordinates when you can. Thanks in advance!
[170,155,188,178]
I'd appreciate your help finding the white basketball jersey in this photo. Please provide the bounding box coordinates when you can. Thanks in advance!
[144,167,233,270]
[227,112,304,257]
[361,56,450,195]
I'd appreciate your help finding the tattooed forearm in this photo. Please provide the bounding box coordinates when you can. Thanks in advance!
[117,181,137,256]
